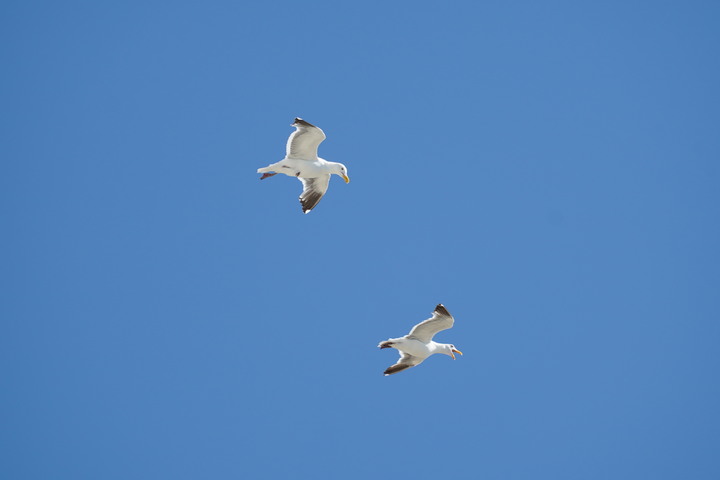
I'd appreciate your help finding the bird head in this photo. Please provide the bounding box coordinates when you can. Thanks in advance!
[333,163,350,183]
[445,344,463,360]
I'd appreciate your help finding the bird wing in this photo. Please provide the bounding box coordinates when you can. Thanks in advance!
[406,304,455,343]
[298,175,331,213]
[384,353,423,376]
[286,118,326,160]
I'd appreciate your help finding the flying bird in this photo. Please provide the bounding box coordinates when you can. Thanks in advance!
[378,304,463,376]
[257,118,350,213]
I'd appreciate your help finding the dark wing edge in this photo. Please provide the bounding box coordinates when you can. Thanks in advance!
[293,117,316,128]
[384,363,415,375]
[406,304,454,342]
[383,353,421,376]
[299,176,330,213]
[434,304,452,318]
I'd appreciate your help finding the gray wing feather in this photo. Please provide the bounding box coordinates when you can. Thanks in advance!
[384,353,423,376]
[298,175,331,213]
[286,118,326,160]
[406,304,454,343]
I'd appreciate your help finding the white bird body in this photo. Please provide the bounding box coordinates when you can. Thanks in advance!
[260,157,336,179]
[378,304,463,376]
[386,338,444,358]
[257,118,349,213]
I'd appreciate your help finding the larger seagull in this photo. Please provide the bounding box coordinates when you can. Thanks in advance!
[257,118,350,213]
[378,304,463,376]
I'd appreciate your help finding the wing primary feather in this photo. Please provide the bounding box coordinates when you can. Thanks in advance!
[298,175,331,213]
[384,363,414,375]
[286,118,326,159]
[434,304,451,317]
[406,304,455,343]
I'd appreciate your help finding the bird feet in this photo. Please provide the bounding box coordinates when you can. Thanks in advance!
[260,173,277,180]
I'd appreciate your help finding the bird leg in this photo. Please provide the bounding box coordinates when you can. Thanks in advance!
[259,172,277,180]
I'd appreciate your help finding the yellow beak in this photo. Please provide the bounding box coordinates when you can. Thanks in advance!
[342,175,350,183]
[452,349,463,359]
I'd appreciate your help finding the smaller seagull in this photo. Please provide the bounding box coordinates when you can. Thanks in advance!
[378,304,463,376]
[257,118,350,213]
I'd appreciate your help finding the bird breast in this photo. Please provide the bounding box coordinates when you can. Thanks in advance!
[282,158,329,178]
[395,338,433,358]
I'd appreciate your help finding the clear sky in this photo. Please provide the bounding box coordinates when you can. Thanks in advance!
[2,1,720,479]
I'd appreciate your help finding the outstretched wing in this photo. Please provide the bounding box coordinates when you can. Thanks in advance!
[286,118,326,160]
[406,304,455,343]
[298,175,331,213]
[384,353,423,376]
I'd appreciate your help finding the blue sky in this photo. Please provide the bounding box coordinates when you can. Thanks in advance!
[2,1,719,478]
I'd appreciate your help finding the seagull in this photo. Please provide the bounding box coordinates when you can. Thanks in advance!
[378,304,463,376]
[257,118,350,213]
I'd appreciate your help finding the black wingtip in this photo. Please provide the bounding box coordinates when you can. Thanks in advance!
[293,117,315,128]
[299,191,323,214]
[434,304,451,317]
[384,364,413,376]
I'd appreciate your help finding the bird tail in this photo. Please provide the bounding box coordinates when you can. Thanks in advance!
[257,166,271,173]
